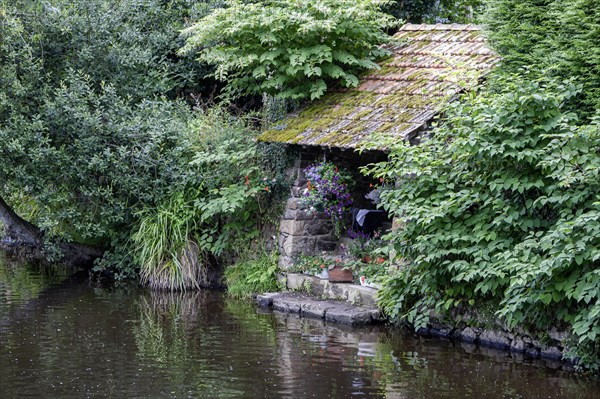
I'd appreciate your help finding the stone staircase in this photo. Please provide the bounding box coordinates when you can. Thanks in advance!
[255,272,381,326]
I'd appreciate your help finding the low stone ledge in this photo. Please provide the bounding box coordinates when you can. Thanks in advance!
[458,326,479,343]
[272,295,304,314]
[256,292,381,326]
[284,273,378,308]
[255,292,279,308]
[479,330,512,350]
[325,306,381,326]
[417,320,569,363]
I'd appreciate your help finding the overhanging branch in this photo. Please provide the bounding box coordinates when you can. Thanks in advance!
[0,194,104,268]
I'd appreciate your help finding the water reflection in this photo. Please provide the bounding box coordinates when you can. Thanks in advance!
[0,252,69,308]
[0,254,598,398]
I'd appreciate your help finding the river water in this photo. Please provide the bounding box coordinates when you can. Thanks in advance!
[0,253,598,398]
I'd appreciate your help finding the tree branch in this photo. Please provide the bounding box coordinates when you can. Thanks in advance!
[0,194,42,245]
[0,194,104,268]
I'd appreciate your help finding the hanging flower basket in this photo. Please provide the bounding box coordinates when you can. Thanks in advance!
[299,162,353,236]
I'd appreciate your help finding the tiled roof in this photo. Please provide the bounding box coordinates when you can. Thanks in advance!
[258,24,499,151]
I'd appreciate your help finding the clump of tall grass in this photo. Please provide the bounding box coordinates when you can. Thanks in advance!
[132,193,204,291]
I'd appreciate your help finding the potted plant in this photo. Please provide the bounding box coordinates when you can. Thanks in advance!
[328,258,354,283]
[346,229,388,287]
[347,229,384,263]
[289,255,331,279]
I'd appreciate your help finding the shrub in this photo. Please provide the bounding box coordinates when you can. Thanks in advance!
[130,108,291,289]
[484,0,600,119]
[224,251,281,298]
[1,2,292,285]
[3,0,222,102]
[0,0,219,251]
[0,70,197,245]
[367,76,600,370]
[180,0,397,100]
[133,193,202,291]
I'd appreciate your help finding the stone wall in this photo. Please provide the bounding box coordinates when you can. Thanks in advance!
[278,158,337,268]
[417,315,569,364]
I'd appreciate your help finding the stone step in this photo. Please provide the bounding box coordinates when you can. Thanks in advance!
[256,292,381,326]
[283,273,378,308]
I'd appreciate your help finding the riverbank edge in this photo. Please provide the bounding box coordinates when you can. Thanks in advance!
[256,291,382,326]
[261,272,576,369]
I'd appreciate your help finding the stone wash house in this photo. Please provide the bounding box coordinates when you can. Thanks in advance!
[258,24,499,268]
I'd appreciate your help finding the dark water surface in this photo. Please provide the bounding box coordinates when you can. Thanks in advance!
[0,254,598,399]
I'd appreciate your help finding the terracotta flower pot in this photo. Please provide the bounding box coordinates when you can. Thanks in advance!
[328,265,353,283]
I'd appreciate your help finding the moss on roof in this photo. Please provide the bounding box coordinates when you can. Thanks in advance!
[259,23,499,151]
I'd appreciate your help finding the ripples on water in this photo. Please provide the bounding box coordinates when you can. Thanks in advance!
[0,253,598,398]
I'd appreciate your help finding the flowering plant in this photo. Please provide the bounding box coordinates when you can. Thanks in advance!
[289,255,336,275]
[299,162,353,235]
[365,177,386,205]
[347,229,383,258]
[344,229,388,283]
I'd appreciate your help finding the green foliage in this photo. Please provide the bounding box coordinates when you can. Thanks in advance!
[188,112,290,258]
[1,1,293,286]
[129,109,291,289]
[0,0,219,247]
[224,251,281,298]
[2,0,221,102]
[485,0,600,119]
[0,71,197,245]
[368,76,600,369]
[180,0,397,100]
[383,0,482,23]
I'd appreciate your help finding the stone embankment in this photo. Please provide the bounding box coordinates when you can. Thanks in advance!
[418,318,567,362]
[258,273,571,364]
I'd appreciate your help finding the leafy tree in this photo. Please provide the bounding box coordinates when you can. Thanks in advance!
[368,76,600,370]
[180,0,397,100]
[0,62,200,259]
[383,0,482,23]
[485,0,600,119]
[6,0,224,102]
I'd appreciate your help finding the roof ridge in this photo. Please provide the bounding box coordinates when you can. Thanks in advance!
[397,23,480,32]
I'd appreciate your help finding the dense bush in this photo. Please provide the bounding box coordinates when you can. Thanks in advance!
[132,110,291,289]
[1,2,291,285]
[383,0,482,23]
[362,0,600,371]
[0,0,224,247]
[485,0,600,119]
[4,0,223,102]
[0,72,197,245]
[368,76,600,369]
[180,0,397,100]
